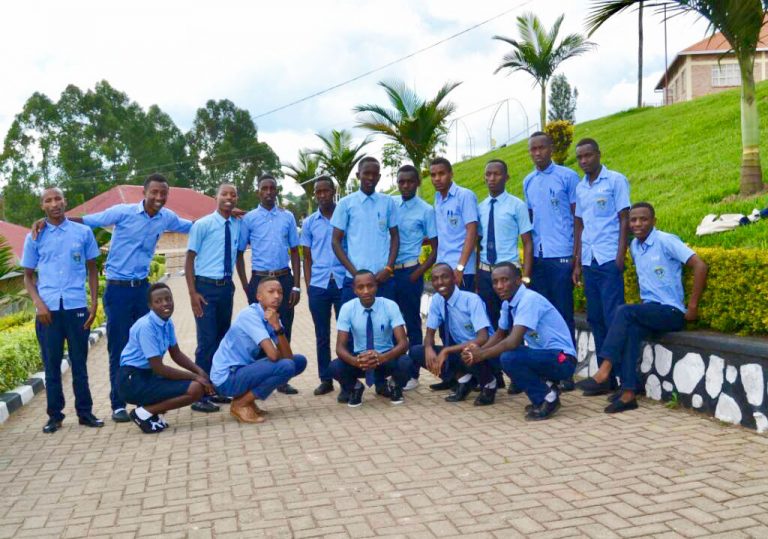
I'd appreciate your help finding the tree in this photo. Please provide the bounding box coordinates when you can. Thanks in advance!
[283,149,322,214]
[354,80,460,175]
[587,0,765,196]
[493,13,595,130]
[312,130,369,196]
[381,142,407,181]
[548,74,579,122]
[187,99,281,209]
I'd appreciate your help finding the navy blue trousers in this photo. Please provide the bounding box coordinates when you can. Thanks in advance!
[36,306,93,421]
[248,272,295,341]
[583,260,625,385]
[393,267,425,347]
[216,355,308,400]
[601,303,684,392]
[458,273,475,292]
[531,257,575,342]
[501,348,576,406]
[308,281,342,382]
[104,282,149,411]
[330,355,413,392]
[408,344,500,385]
[477,269,502,329]
[194,278,235,375]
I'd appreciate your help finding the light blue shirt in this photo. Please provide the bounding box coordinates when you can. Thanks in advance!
[630,228,695,313]
[478,191,532,265]
[21,219,100,311]
[426,288,491,344]
[119,311,178,369]
[210,303,278,386]
[523,162,579,258]
[82,201,192,280]
[499,285,576,355]
[575,166,631,265]
[393,195,437,264]
[336,297,405,354]
[239,205,299,271]
[300,210,347,289]
[434,183,479,274]
[187,211,241,279]
[330,190,397,277]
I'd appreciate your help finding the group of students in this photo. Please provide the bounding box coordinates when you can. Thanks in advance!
[21,131,708,434]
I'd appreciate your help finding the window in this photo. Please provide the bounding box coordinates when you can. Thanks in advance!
[711,63,740,87]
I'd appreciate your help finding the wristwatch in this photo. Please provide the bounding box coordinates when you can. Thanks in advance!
[522,276,531,285]
[292,286,301,293]
[456,264,465,272]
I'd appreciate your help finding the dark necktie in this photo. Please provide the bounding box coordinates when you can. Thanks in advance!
[444,302,453,346]
[224,220,232,278]
[365,308,375,385]
[487,198,497,264]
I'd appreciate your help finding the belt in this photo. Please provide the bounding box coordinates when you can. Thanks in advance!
[479,261,520,272]
[252,268,291,277]
[196,276,232,286]
[393,260,419,270]
[106,278,148,288]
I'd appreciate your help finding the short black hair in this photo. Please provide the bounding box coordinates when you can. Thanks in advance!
[40,186,64,202]
[217,182,237,193]
[397,164,420,179]
[314,175,335,190]
[630,201,655,217]
[431,262,453,274]
[529,131,553,145]
[147,282,171,302]
[257,276,280,290]
[491,261,521,279]
[144,173,169,190]
[357,156,379,171]
[257,174,277,187]
[575,138,600,152]
[429,157,452,172]
[353,269,375,282]
[486,159,508,175]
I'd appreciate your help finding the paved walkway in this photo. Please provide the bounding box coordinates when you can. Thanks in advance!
[2,276,768,538]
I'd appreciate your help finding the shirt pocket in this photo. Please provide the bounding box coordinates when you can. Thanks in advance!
[69,243,84,268]
[593,189,615,217]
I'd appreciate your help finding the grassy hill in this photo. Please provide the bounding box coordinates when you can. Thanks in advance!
[422,81,768,249]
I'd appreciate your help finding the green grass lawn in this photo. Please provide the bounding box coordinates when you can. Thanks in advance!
[422,81,768,249]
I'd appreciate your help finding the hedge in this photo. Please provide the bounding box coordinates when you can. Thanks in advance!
[0,325,41,393]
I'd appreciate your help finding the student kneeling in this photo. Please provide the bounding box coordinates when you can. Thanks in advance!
[331,270,412,407]
[118,283,216,434]
[210,278,307,423]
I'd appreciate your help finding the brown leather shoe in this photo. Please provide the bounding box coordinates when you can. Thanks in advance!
[251,402,268,416]
[230,403,265,424]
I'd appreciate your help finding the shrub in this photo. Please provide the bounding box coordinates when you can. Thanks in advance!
[0,310,34,332]
[544,120,574,165]
[0,325,41,393]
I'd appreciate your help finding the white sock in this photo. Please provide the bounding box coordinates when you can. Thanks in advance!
[485,379,497,390]
[458,374,472,384]
[544,390,558,403]
[135,407,152,420]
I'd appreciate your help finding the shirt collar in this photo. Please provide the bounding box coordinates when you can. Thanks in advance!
[398,195,417,207]
[437,182,459,203]
[148,310,171,329]
[135,200,165,217]
[535,162,556,176]
[212,211,232,224]
[446,286,461,307]
[488,191,509,203]
[638,228,658,249]
[582,165,609,185]
[359,298,379,312]
[258,204,279,215]
[44,218,70,232]
[510,284,528,308]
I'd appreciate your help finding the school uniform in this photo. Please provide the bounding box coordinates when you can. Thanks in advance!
[117,311,191,406]
[330,190,398,303]
[392,195,437,346]
[300,210,346,383]
[21,219,100,423]
[523,162,579,338]
[600,228,693,391]
[409,288,499,385]
[239,205,300,339]
[187,211,240,383]
[575,166,631,360]
[330,298,412,392]
[82,201,192,412]
[434,183,479,291]
[498,285,577,406]
[477,192,532,328]
[210,303,307,399]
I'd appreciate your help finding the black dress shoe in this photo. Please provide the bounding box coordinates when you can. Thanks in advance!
[604,398,638,414]
[43,418,62,434]
[560,377,576,392]
[578,378,612,396]
[314,380,334,396]
[375,383,392,398]
[606,389,622,402]
[429,380,456,391]
[111,409,130,423]
[495,373,506,389]
[525,399,561,421]
[78,413,104,428]
[507,382,524,395]
[348,384,365,407]
[445,382,473,402]
[191,400,220,413]
[210,394,233,404]
[337,388,350,403]
[473,387,496,406]
[277,383,299,395]
[390,385,404,405]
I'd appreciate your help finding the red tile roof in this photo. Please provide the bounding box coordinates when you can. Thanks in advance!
[0,220,30,263]
[66,185,217,221]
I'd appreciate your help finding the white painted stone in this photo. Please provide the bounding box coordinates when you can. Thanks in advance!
[740,364,764,407]
[692,394,703,408]
[662,381,674,392]
[654,344,673,376]
[706,355,724,399]
[575,365,589,378]
[588,333,595,352]
[33,371,45,382]
[673,353,705,394]
[13,384,34,405]
[715,394,742,425]
[640,345,654,374]
[0,401,8,424]
[726,365,738,384]
[578,332,589,361]
[60,359,70,374]
[646,375,662,400]
[754,413,768,434]
[589,354,599,376]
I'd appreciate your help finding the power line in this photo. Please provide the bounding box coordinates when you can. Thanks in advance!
[253,0,534,120]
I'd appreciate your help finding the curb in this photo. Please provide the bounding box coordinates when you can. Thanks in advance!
[0,324,107,424]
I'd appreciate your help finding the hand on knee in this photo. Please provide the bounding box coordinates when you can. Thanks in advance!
[188,381,205,401]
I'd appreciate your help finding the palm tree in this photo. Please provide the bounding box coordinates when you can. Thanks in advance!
[283,149,322,213]
[587,0,765,196]
[354,80,461,174]
[493,13,595,130]
[312,130,369,196]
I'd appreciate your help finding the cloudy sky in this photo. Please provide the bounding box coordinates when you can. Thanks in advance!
[0,0,709,192]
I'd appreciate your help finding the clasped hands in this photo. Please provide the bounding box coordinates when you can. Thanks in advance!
[355,350,382,370]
